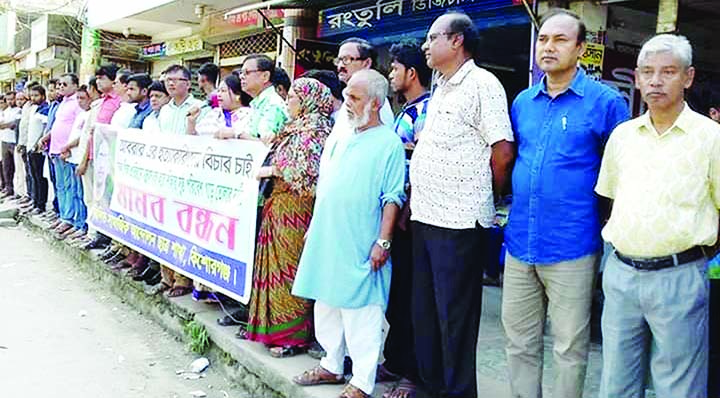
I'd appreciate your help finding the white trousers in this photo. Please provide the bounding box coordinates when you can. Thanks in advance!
[315,300,384,395]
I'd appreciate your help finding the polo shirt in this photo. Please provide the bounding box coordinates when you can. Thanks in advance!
[506,68,630,264]
[596,104,720,258]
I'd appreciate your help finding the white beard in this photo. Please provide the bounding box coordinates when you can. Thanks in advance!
[347,102,372,130]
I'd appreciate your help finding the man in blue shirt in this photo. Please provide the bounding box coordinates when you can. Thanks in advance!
[126,73,153,129]
[502,9,629,398]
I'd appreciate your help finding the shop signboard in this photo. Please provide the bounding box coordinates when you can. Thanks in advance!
[294,39,338,78]
[142,43,167,58]
[0,62,15,81]
[166,36,204,57]
[318,0,517,37]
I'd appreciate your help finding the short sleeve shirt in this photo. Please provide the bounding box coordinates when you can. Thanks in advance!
[410,60,514,229]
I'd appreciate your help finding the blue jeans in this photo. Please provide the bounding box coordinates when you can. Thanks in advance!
[600,251,709,398]
[66,163,86,230]
[52,156,73,223]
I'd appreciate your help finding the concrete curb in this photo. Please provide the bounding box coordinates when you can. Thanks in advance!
[20,214,357,398]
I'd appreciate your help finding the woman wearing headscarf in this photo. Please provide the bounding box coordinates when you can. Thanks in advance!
[239,78,334,357]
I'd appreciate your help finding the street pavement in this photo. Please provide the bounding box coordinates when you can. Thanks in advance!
[0,225,248,398]
[0,220,631,398]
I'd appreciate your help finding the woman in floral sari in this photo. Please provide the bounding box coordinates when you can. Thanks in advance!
[241,77,334,357]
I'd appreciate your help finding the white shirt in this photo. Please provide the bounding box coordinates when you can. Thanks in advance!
[142,111,161,132]
[27,105,47,149]
[318,99,394,182]
[410,60,513,229]
[66,110,89,164]
[0,106,21,143]
[110,102,136,128]
[17,101,34,146]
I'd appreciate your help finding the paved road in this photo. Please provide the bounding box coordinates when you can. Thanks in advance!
[0,225,247,398]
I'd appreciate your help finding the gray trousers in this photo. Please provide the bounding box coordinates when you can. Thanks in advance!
[501,252,598,398]
[599,252,708,398]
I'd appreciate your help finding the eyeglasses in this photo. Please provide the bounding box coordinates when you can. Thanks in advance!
[334,56,367,66]
[426,32,457,43]
[238,69,262,76]
[57,82,68,87]
[166,77,189,84]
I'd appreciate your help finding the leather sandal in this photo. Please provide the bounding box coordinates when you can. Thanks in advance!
[293,365,344,386]
[339,384,371,398]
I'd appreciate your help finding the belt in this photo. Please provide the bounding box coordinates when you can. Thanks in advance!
[615,246,706,271]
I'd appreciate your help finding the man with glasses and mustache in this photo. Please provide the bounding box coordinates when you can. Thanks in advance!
[158,64,209,136]
[235,54,287,143]
[318,38,395,182]
[409,12,515,398]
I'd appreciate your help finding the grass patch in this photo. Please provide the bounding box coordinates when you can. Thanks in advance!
[184,320,210,354]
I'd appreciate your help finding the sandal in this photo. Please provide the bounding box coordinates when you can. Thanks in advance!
[269,345,307,358]
[235,325,249,340]
[166,286,192,297]
[340,384,371,398]
[293,365,344,386]
[383,379,416,398]
[376,364,402,382]
[148,282,171,296]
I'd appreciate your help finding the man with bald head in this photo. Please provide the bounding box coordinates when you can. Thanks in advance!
[292,69,406,398]
[410,12,514,398]
[503,9,629,398]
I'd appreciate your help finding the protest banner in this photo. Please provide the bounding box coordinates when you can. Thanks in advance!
[89,124,269,304]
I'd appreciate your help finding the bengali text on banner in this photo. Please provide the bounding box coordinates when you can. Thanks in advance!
[89,124,269,304]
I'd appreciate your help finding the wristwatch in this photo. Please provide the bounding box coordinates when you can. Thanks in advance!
[376,239,392,251]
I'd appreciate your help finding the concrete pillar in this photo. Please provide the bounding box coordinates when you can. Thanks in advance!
[656,0,679,33]
[277,8,317,78]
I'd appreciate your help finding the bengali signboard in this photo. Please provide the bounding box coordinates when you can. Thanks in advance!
[90,125,269,304]
[294,39,338,78]
[318,0,516,37]
[166,36,205,57]
[579,43,605,80]
[142,43,167,58]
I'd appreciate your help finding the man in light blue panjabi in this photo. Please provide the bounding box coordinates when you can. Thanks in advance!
[292,69,406,398]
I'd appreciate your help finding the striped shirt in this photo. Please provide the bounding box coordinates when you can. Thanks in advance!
[393,92,430,146]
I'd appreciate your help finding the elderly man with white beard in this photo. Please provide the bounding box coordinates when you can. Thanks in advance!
[291,69,407,398]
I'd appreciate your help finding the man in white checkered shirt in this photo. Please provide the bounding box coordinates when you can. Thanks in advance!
[408,11,515,398]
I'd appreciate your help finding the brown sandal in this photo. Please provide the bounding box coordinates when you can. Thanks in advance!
[293,365,344,386]
[339,384,371,398]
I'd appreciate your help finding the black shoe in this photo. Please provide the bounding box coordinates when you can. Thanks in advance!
[99,248,118,261]
[132,265,152,281]
[217,307,249,326]
[87,237,111,251]
[144,269,162,285]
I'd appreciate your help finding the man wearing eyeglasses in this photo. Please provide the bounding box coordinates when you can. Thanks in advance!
[236,54,288,143]
[409,12,515,398]
[158,64,209,135]
[318,38,395,183]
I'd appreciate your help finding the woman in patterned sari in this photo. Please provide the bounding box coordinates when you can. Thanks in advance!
[242,77,334,357]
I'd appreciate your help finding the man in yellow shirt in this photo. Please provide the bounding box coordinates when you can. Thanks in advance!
[595,34,720,398]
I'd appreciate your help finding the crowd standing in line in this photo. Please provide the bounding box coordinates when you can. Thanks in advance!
[4,8,719,398]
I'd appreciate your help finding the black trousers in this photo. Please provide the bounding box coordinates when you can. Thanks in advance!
[28,152,48,211]
[47,153,59,214]
[411,221,486,398]
[384,224,418,382]
[22,151,33,199]
[1,142,15,195]
[709,279,720,397]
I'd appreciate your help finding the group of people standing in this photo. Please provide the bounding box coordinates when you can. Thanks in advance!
[5,7,719,398]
